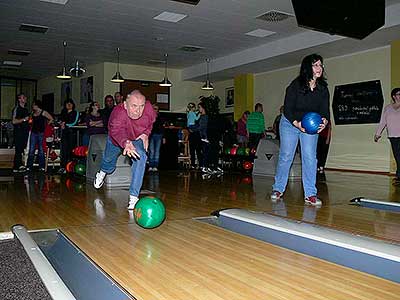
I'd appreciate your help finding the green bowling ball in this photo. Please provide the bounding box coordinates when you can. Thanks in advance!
[236,147,245,156]
[134,196,166,229]
[224,147,231,155]
[74,163,86,176]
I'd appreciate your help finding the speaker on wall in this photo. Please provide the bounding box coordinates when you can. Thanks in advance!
[291,0,385,40]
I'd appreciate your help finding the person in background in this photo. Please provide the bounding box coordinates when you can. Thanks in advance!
[26,100,54,172]
[237,111,250,147]
[12,94,30,172]
[187,102,202,169]
[198,102,209,172]
[114,92,124,105]
[271,53,330,206]
[6,121,14,149]
[246,103,265,149]
[59,99,79,174]
[100,95,115,129]
[272,105,284,141]
[148,104,165,172]
[84,101,106,145]
[93,90,156,210]
[375,87,400,183]
[317,119,332,174]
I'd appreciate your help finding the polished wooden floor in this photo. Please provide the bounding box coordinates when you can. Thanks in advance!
[1,169,399,300]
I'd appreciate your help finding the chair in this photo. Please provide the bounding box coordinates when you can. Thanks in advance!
[177,129,191,169]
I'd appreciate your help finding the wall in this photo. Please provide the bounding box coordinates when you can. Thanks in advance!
[103,62,211,113]
[37,63,104,112]
[254,47,391,172]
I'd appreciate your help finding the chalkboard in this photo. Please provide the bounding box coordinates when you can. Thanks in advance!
[332,80,384,125]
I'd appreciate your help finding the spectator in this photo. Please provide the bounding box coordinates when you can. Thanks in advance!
[237,111,250,147]
[12,94,30,172]
[26,100,54,172]
[247,103,265,149]
[375,87,400,183]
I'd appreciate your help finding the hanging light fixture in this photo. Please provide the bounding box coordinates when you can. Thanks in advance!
[70,60,86,77]
[56,41,71,80]
[201,58,214,90]
[159,53,172,87]
[111,47,125,83]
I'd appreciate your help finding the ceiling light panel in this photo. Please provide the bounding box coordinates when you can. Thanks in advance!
[40,0,68,4]
[19,23,48,33]
[245,29,275,38]
[153,12,187,23]
[179,45,204,52]
[3,61,23,66]
[8,49,31,56]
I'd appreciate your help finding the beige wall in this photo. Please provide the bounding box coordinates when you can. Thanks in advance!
[104,62,213,113]
[37,63,104,112]
[254,47,391,172]
[37,47,392,172]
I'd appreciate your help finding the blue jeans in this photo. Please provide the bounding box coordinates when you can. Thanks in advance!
[273,115,318,198]
[100,137,147,197]
[148,134,163,168]
[27,132,45,169]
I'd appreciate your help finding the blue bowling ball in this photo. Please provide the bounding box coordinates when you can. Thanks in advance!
[302,112,322,134]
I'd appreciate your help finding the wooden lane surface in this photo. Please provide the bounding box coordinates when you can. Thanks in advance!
[62,220,400,300]
[0,170,399,299]
[0,171,399,243]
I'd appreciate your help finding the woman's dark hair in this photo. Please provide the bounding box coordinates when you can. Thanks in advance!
[391,88,400,102]
[88,101,99,114]
[198,95,220,116]
[32,99,42,109]
[198,102,207,114]
[62,98,76,113]
[298,53,327,92]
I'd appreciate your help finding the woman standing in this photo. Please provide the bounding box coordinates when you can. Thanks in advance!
[59,99,79,174]
[375,88,400,183]
[26,100,53,171]
[148,104,165,172]
[271,54,330,206]
[85,101,106,145]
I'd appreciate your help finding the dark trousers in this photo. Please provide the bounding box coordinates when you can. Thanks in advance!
[317,135,330,168]
[13,129,29,169]
[389,137,400,178]
[249,133,263,150]
[208,138,220,169]
[60,129,76,168]
[189,131,202,167]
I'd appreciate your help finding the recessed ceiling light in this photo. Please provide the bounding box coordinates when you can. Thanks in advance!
[8,49,31,56]
[19,23,48,33]
[154,37,164,41]
[3,61,23,66]
[153,12,187,23]
[40,0,68,4]
[179,45,204,52]
[245,29,275,38]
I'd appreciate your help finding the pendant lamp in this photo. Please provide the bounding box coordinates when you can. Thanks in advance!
[201,58,214,90]
[159,53,172,87]
[56,41,71,80]
[111,47,125,83]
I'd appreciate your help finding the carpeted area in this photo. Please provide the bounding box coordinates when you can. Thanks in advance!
[0,239,52,300]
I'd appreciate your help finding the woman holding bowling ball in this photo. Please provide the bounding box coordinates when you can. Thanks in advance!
[271,54,330,206]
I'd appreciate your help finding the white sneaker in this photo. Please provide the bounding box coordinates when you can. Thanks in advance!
[94,170,106,189]
[153,167,158,172]
[127,195,139,210]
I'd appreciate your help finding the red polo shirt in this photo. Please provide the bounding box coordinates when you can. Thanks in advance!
[108,101,156,148]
